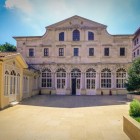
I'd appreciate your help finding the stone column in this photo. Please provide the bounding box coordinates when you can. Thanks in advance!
[66,73,70,95]
[112,73,116,89]
[96,72,100,89]
[81,72,86,95]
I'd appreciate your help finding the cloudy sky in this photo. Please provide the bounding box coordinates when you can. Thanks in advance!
[0,0,140,45]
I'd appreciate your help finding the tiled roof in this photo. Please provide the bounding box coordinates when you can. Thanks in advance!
[0,52,18,58]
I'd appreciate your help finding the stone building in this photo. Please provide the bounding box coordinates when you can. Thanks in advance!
[14,15,133,95]
[132,27,140,59]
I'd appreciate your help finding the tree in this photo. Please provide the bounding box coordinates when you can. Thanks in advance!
[0,42,16,52]
[125,57,140,91]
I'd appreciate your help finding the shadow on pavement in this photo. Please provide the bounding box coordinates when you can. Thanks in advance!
[20,94,130,108]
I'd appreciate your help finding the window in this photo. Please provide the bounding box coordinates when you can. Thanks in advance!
[120,48,125,56]
[101,68,111,88]
[41,69,52,88]
[29,48,34,57]
[17,73,20,94]
[137,49,139,56]
[59,48,64,56]
[104,48,109,56]
[137,38,139,44]
[73,30,80,41]
[89,48,94,56]
[59,32,64,41]
[86,68,96,89]
[116,68,126,88]
[134,52,136,57]
[10,70,16,94]
[4,71,9,96]
[88,32,94,40]
[56,68,66,89]
[74,48,79,56]
[44,48,49,56]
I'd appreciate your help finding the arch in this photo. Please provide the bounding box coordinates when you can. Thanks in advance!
[5,71,9,75]
[56,68,66,73]
[11,70,16,76]
[88,31,94,40]
[116,68,127,88]
[73,29,80,41]
[101,68,111,88]
[101,68,111,73]
[41,68,52,88]
[86,68,96,78]
[59,32,64,41]
[71,68,81,78]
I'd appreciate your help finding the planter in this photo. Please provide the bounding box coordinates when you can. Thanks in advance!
[123,115,140,140]
[127,94,140,101]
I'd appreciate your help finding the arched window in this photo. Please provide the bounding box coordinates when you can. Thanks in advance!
[42,68,52,88]
[88,32,94,40]
[59,32,64,41]
[10,70,16,94]
[56,68,66,89]
[86,68,96,89]
[71,68,81,89]
[101,68,111,88]
[17,73,20,94]
[116,68,126,88]
[4,71,9,96]
[73,30,80,41]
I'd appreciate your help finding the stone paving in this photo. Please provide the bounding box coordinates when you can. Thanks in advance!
[0,95,130,140]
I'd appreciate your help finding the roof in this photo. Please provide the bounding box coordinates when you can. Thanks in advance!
[0,52,18,58]
[46,15,107,28]
[0,52,28,68]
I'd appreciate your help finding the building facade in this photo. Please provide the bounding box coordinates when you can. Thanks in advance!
[133,27,140,59]
[14,15,133,95]
[0,52,39,109]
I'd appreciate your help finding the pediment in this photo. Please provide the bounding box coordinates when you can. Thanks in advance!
[46,15,107,30]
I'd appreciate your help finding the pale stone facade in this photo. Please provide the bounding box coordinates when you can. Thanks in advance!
[132,27,140,59]
[14,15,133,95]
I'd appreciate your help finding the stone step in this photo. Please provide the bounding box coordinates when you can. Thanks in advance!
[10,101,19,107]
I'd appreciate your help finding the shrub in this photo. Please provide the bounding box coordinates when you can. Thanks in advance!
[128,92,140,95]
[129,99,140,117]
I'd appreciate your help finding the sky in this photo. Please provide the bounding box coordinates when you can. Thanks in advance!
[0,0,140,45]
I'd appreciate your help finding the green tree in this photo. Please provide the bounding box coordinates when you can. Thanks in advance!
[0,42,16,52]
[125,57,140,91]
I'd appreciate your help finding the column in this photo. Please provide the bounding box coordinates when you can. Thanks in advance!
[112,73,116,89]
[52,72,56,89]
[66,73,70,89]
[96,72,100,89]
[81,72,85,89]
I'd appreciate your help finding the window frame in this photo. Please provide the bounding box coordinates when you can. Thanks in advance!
[89,48,94,56]
[44,48,49,57]
[59,32,64,41]
[104,48,109,56]
[73,48,79,56]
[59,48,64,56]
[120,47,125,56]
[88,31,94,41]
[29,48,34,57]
[73,29,80,41]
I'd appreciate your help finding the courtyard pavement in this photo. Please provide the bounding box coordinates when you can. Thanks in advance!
[0,95,130,140]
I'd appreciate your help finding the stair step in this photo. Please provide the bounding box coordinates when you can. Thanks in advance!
[10,101,19,107]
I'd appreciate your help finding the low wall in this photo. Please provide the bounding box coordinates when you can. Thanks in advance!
[123,115,140,140]
[127,94,140,101]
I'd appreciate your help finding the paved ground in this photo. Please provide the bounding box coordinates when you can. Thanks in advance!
[0,95,130,140]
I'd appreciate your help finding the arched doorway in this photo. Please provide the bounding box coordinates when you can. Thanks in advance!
[10,70,16,102]
[86,68,96,95]
[71,68,81,95]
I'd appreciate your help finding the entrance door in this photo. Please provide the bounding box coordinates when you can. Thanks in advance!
[9,75,16,102]
[86,79,96,95]
[72,78,76,95]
